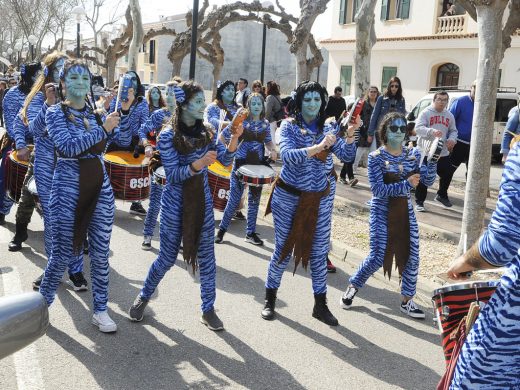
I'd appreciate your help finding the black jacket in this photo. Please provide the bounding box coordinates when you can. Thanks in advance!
[325,96,346,120]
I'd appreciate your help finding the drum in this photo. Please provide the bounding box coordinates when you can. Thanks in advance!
[427,137,444,163]
[153,166,166,187]
[5,150,30,202]
[104,151,150,201]
[236,164,275,187]
[207,161,231,212]
[432,280,499,364]
[26,176,41,212]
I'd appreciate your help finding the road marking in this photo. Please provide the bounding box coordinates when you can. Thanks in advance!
[1,267,45,390]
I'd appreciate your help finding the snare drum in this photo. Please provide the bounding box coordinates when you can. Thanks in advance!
[153,166,166,187]
[207,161,231,211]
[26,176,41,212]
[104,151,150,201]
[432,280,499,364]
[5,150,30,202]
[236,164,275,187]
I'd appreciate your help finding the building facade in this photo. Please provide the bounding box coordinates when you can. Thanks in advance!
[321,0,520,108]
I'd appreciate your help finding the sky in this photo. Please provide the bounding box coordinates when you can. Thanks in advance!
[69,0,332,41]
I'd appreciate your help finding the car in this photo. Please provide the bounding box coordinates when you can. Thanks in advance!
[406,87,519,160]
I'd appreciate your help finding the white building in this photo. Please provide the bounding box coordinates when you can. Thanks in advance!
[320,0,520,108]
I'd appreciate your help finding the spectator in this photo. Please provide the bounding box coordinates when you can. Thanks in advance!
[235,77,250,107]
[325,86,347,120]
[8,77,17,88]
[265,81,284,145]
[444,3,456,16]
[501,102,519,164]
[0,80,6,127]
[340,102,358,186]
[355,86,380,169]
[251,80,265,98]
[414,90,458,211]
[368,76,406,151]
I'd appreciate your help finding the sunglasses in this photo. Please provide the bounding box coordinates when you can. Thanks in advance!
[388,125,406,133]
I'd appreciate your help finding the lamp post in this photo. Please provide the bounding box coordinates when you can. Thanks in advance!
[14,42,22,67]
[71,6,86,58]
[28,35,37,61]
[260,1,273,84]
[188,0,199,80]
[1,52,6,73]
[7,48,13,64]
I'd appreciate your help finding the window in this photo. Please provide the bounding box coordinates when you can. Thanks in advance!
[495,99,517,122]
[381,0,410,21]
[149,40,156,65]
[339,0,363,24]
[436,63,460,88]
[381,66,398,91]
[340,65,352,95]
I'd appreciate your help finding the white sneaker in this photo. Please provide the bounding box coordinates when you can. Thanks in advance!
[141,235,152,250]
[400,299,425,319]
[92,311,117,333]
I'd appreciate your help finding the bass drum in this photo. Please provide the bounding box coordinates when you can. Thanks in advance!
[207,161,231,212]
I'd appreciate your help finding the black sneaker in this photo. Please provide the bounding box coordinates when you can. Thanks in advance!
[340,286,358,309]
[68,272,88,291]
[434,194,453,208]
[142,235,152,250]
[129,294,149,322]
[245,232,263,246]
[400,299,425,319]
[200,309,224,331]
[232,210,246,220]
[339,177,348,184]
[214,228,226,244]
[0,213,5,225]
[32,273,44,290]
[326,257,336,273]
[130,202,147,215]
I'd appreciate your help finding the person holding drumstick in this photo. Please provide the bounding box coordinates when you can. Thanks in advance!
[39,60,121,332]
[446,139,520,389]
[261,81,357,326]
[340,112,437,319]
[129,81,242,331]
[214,92,277,246]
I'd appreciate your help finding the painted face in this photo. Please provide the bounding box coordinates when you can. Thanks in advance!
[222,84,235,105]
[249,95,263,118]
[52,57,66,83]
[386,118,407,148]
[301,91,322,119]
[150,88,161,105]
[64,65,90,99]
[126,72,138,91]
[183,91,206,121]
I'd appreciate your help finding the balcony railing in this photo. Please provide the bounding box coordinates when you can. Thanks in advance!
[436,15,467,35]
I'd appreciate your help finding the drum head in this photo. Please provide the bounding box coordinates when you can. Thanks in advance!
[237,164,275,178]
[27,177,38,195]
[154,166,166,179]
[433,280,499,297]
[208,161,232,178]
[10,150,30,166]
[427,137,444,162]
[104,151,146,166]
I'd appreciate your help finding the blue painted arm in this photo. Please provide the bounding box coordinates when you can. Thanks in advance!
[501,107,519,154]
[368,153,413,198]
[280,121,308,165]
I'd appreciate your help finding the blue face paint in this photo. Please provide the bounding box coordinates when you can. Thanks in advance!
[53,57,66,83]
[386,118,407,149]
[301,91,322,121]
[150,88,161,106]
[126,72,138,91]
[64,65,90,101]
[249,95,263,119]
[166,85,176,110]
[182,91,206,122]
[222,84,235,105]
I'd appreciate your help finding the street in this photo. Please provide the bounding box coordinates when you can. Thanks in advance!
[1,199,445,390]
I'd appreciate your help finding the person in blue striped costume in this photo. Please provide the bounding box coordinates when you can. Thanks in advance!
[446,138,520,389]
[340,112,437,319]
[261,81,357,326]
[108,70,149,216]
[214,92,278,246]
[129,81,242,331]
[140,81,177,250]
[0,62,41,225]
[39,60,121,333]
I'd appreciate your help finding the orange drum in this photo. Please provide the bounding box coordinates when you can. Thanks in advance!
[5,149,30,202]
[207,161,231,211]
[432,280,499,364]
[104,151,150,201]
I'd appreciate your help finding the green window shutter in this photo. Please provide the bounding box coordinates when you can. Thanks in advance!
[352,0,361,22]
[339,0,346,24]
[399,0,411,19]
[340,65,353,95]
[380,0,389,21]
[381,66,398,91]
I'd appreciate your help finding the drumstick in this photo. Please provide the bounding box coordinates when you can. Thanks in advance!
[114,76,124,113]
[216,109,226,145]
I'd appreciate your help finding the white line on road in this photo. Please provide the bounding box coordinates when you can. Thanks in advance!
[1,267,45,390]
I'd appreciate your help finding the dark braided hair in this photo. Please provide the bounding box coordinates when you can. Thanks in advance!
[293,80,328,131]
[18,62,42,94]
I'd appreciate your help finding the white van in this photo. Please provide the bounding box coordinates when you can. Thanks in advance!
[407,87,519,161]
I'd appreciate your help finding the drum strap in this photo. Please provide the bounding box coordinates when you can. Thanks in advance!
[266,177,330,273]
[382,172,410,279]
[182,173,206,273]
[173,124,214,155]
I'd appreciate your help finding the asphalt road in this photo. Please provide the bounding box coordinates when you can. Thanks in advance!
[1,198,445,390]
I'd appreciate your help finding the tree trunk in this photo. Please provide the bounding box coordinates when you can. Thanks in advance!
[127,0,144,72]
[458,1,508,253]
[171,57,184,78]
[295,49,311,85]
[107,56,118,86]
[354,0,377,97]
